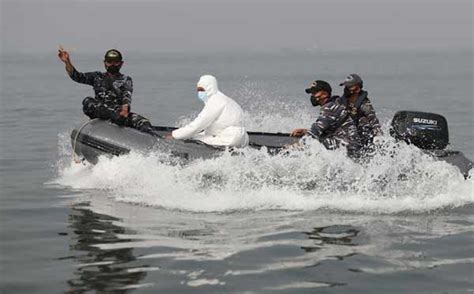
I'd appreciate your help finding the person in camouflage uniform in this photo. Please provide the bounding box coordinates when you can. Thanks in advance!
[58,47,152,132]
[338,74,382,146]
[291,80,361,156]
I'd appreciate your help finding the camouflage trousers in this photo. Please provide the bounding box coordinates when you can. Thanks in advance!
[82,97,152,132]
[320,137,362,158]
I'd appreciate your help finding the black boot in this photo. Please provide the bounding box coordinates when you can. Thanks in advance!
[82,97,99,119]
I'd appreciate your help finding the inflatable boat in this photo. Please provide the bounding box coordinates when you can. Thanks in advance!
[71,121,296,163]
[71,111,472,177]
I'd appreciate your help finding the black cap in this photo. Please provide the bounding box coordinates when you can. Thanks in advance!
[305,80,332,95]
[104,49,123,62]
[339,74,363,87]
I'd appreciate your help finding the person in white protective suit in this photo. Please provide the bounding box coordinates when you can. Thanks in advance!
[167,75,249,147]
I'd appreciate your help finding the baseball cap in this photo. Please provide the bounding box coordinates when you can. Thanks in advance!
[104,49,123,62]
[339,74,363,87]
[305,80,332,95]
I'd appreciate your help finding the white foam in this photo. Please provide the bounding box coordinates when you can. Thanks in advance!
[53,131,473,214]
[187,278,224,287]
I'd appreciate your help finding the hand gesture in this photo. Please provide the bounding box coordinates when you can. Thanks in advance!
[57,45,70,63]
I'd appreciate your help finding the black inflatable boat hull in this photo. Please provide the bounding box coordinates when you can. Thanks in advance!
[71,119,299,165]
[71,120,472,177]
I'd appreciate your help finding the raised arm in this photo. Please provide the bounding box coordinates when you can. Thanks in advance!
[57,46,96,85]
[58,46,74,76]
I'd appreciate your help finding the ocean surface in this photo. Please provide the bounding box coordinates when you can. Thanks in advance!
[1,49,473,293]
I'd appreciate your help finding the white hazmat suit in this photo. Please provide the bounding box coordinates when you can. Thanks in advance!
[172,75,249,147]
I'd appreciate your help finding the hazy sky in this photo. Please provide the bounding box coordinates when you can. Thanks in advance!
[1,0,472,54]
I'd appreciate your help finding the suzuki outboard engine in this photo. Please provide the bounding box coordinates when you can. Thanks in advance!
[390,111,472,178]
[390,111,449,150]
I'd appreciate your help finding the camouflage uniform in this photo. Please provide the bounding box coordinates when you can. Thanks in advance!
[340,90,381,146]
[307,97,361,156]
[70,68,152,132]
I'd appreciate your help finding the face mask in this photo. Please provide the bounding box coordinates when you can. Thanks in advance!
[310,96,319,107]
[106,64,121,74]
[343,87,351,97]
[310,93,328,107]
[197,91,208,102]
[345,86,359,96]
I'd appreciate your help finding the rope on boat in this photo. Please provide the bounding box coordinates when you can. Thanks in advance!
[72,119,97,164]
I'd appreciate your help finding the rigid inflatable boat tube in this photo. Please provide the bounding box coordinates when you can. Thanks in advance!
[72,119,99,163]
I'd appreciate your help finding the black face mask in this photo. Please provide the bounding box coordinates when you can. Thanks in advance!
[310,94,329,107]
[106,64,121,74]
[344,86,360,96]
[310,95,319,107]
[343,87,351,97]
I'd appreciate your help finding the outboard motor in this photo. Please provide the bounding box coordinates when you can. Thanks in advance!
[390,111,472,178]
[390,111,449,150]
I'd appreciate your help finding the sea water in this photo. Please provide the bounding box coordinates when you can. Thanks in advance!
[1,49,473,293]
